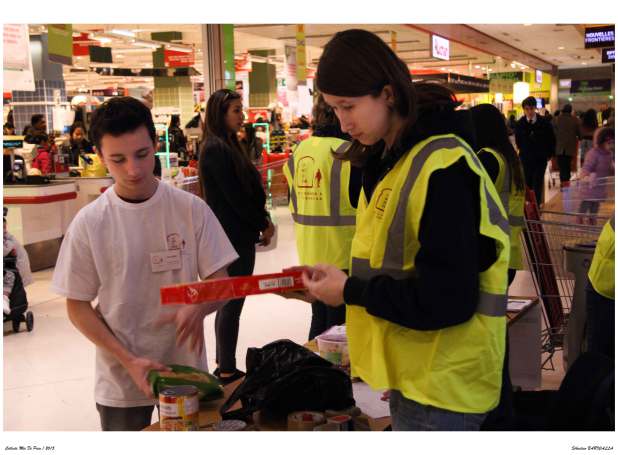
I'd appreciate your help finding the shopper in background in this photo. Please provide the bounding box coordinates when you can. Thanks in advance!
[168,114,187,160]
[3,110,15,135]
[23,114,47,143]
[238,123,264,164]
[51,96,239,430]
[586,216,615,358]
[30,134,54,175]
[553,104,581,188]
[515,96,556,206]
[62,122,93,166]
[299,29,510,431]
[580,109,599,166]
[283,94,360,340]
[199,88,275,385]
[578,127,615,224]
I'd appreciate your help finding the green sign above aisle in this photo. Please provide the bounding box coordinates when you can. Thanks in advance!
[47,24,73,65]
[223,24,235,91]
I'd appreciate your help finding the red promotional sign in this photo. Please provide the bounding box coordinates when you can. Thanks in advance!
[234,53,252,72]
[164,49,195,67]
[73,32,94,56]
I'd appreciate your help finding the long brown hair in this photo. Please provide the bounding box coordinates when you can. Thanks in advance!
[199,89,256,199]
[316,29,417,164]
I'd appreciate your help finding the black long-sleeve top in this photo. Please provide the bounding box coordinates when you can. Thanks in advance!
[343,146,497,331]
[200,137,269,249]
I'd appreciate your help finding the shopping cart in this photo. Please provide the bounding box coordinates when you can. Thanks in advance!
[522,188,606,370]
[257,154,290,209]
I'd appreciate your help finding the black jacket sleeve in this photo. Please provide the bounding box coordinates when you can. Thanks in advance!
[202,141,269,235]
[343,158,496,331]
[478,151,500,184]
[348,165,363,209]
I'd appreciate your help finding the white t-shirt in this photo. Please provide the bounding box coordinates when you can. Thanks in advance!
[51,181,238,407]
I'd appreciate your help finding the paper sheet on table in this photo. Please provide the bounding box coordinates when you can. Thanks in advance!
[507,299,533,312]
[352,382,390,419]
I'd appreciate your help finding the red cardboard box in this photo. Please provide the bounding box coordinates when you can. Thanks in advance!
[161,270,305,305]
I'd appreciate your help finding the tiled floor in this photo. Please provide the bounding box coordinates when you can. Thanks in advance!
[4,182,565,431]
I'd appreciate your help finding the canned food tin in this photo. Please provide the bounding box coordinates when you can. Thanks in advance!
[159,385,200,431]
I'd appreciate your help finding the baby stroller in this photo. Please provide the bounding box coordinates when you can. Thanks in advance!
[3,254,33,332]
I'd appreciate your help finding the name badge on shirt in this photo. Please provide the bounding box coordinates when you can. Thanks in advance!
[150,250,182,273]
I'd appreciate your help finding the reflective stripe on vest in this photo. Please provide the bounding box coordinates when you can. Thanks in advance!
[286,142,356,227]
[353,136,508,317]
[351,257,506,316]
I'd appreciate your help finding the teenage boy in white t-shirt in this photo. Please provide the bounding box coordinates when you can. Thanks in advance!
[51,97,239,430]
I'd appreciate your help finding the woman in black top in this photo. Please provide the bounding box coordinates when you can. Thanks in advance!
[62,122,93,166]
[199,89,275,384]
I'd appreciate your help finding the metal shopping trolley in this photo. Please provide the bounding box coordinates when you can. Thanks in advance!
[522,188,607,370]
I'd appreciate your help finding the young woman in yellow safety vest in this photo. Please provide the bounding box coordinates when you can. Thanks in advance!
[586,216,615,358]
[470,104,526,287]
[300,29,510,431]
[470,103,526,430]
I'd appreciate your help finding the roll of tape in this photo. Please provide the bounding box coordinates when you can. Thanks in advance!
[287,411,326,431]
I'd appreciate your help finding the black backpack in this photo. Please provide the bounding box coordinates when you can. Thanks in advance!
[220,339,355,421]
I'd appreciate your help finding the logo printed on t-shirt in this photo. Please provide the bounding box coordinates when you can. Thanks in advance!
[167,233,185,250]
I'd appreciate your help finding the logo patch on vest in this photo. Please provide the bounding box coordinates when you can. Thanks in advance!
[375,189,392,220]
[296,156,324,201]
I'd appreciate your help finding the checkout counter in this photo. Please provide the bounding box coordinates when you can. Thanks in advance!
[3,136,113,271]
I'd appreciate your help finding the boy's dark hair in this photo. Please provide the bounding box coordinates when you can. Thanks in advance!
[522,96,537,109]
[32,133,49,146]
[594,127,614,148]
[562,104,573,114]
[89,96,156,152]
[31,114,45,126]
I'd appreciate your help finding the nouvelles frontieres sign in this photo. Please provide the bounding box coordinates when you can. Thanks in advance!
[431,35,450,61]
[584,25,614,49]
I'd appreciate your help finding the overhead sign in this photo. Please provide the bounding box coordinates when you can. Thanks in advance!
[570,79,612,94]
[535,70,543,84]
[296,24,306,84]
[47,24,73,65]
[431,35,450,61]
[559,79,572,89]
[584,25,615,49]
[164,49,195,67]
[602,48,615,63]
[3,24,35,91]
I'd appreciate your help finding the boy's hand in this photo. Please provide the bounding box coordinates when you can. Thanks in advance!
[156,303,219,355]
[123,357,170,398]
[259,219,276,246]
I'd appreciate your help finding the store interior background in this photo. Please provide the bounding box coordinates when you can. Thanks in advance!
[3,22,615,431]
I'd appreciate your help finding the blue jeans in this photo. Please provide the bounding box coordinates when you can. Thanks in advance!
[389,390,487,431]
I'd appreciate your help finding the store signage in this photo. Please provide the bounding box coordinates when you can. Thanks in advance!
[432,35,450,61]
[234,53,252,72]
[92,67,200,77]
[47,24,73,65]
[584,25,614,49]
[164,49,195,68]
[3,24,35,91]
[535,70,543,84]
[602,48,615,63]
[559,79,572,89]
[489,71,524,81]
[447,73,489,92]
[89,46,112,63]
[570,79,612,94]
[72,32,92,56]
[296,24,306,84]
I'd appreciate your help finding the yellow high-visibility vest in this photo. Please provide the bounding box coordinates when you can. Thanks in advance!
[348,134,510,414]
[478,147,525,270]
[588,217,615,299]
[283,136,356,268]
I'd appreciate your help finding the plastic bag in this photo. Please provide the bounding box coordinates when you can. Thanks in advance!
[220,339,355,421]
